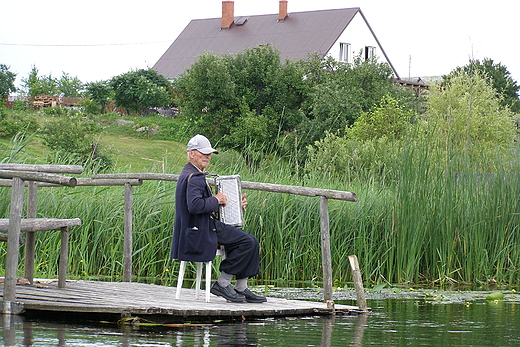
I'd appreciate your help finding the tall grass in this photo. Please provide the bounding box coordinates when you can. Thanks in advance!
[1,139,519,286]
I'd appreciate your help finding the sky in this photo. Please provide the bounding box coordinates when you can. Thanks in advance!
[1,0,519,89]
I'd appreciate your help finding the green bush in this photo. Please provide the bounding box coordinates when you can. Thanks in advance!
[40,113,113,171]
[0,109,39,138]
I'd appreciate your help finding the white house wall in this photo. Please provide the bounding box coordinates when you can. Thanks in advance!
[327,12,381,64]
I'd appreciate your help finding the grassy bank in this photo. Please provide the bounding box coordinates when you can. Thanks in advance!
[0,115,519,288]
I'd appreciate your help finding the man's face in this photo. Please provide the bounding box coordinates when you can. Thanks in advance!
[189,150,212,170]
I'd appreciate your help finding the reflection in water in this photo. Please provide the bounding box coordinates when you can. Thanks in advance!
[350,313,368,347]
[2,299,520,346]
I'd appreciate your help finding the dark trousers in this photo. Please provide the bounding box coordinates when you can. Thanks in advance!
[213,219,260,279]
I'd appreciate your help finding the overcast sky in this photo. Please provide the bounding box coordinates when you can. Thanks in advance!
[1,0,519,88]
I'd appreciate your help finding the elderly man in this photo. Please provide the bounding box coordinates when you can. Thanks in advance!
[171,134,266,303]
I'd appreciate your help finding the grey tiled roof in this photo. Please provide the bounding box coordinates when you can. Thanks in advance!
[153,8,364,79]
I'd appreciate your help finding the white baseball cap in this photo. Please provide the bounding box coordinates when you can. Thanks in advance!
[186,134,219,154]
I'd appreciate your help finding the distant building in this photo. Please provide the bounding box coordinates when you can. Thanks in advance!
[153,1,402,80]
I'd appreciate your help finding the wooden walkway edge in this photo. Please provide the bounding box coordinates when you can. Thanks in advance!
[0,280,362,323]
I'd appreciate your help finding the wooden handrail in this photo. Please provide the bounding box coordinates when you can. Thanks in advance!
[92,173,358,202]
[0,164,83,174]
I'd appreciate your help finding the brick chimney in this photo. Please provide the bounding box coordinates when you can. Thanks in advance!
[221,1,234,29]
[279,0,288,21]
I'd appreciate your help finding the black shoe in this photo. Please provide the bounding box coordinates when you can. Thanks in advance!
[210,282,246,303]
[235,288,267,303]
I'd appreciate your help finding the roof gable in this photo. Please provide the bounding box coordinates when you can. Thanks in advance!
[154,8,371,79]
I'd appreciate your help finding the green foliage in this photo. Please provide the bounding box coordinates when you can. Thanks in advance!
[0,64,17,98]
[306,132,401,182]
[348,94,414,141]
[110,68,174,114]
[58,72,84,97]
[175,46,307,156]
[299,55,403,146]
[0,108,39,138]
[444,58,520,113]
[21,66,84,98]
[174,48,414,164]
[421,71,516,168]
[85,80,113,113]
[21,65,59,97]
[39,111,112,170]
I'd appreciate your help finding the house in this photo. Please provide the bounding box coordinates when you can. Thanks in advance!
[153,1,403,80]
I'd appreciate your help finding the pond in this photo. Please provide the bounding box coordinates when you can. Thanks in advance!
[2,294,520,346]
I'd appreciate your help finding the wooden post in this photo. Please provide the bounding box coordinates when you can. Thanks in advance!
[320,196,333,304]
[24,181,38,284]
[58,226,69,288]
[348,255,369,312]
[123,183,133,282]
[3,177,24,313]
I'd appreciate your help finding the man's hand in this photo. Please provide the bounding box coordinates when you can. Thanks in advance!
[242,193,248,211]
[215,192,227,206]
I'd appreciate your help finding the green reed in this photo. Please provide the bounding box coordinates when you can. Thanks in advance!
[1,141,519,286]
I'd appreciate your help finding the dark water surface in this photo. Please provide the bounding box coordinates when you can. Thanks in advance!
[2,298,519,346]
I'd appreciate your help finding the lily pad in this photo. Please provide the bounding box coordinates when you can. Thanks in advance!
[485,292,504,300]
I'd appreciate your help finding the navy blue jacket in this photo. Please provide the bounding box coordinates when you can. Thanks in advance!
[171,163,219,262]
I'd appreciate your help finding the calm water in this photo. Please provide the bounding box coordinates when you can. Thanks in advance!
[2,298,519,346]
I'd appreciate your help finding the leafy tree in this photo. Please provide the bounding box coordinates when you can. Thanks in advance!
[110,68,174,114]
[21,66,59,97]
[174,46,414,163]
[86,80,113,113]
[174,52,238,140]
[422,71,516,163]
[296,54,411,150]
[58,72,83,97]
[175,46,307,154]
[0,64,17,98]
[443,58,520,113]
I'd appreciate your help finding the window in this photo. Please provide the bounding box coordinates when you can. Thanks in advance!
[339,42,351,63]
[364,46,376,60]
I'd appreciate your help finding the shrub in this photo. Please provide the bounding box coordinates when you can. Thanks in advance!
[40,113,113,171]
[0,109,39,138]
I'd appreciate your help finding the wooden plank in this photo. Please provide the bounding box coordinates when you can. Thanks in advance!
[0,164,83,174]
[0,178,143,187]
[0,170,77,187]
[0,218,82,232]
[0,280,361,321]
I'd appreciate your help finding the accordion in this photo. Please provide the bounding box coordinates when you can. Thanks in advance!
[215,175,243,227]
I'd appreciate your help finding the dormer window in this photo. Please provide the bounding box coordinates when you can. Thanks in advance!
[339,42,351,63]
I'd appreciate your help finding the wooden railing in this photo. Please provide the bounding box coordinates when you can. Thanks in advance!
[1,165,357,313]
[93,173,358,303]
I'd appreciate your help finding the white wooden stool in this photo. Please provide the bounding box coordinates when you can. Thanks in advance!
[175,246,226,302]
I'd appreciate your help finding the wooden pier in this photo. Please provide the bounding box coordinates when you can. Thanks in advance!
[0,280,362,323]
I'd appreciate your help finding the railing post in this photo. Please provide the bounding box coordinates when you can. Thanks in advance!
[58,226,70,288]
[123,182,133,282]
[348,254,369,312]
[24,181,38,284]
[319,196,333,304]
[3,176,25,313]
